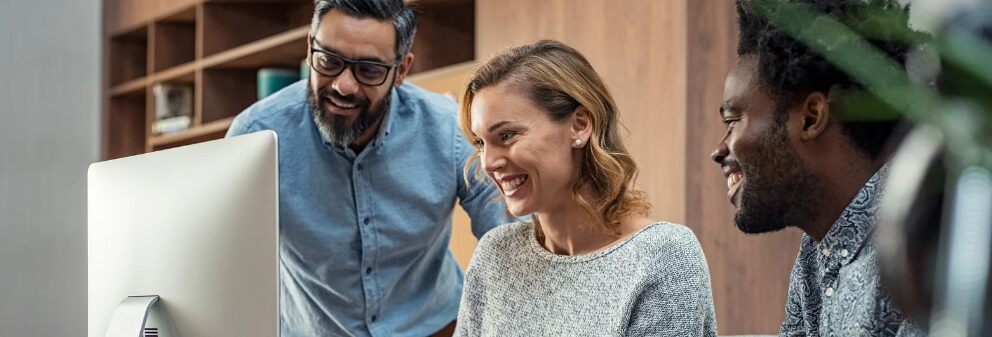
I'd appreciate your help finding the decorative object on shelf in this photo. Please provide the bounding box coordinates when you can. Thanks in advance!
[300,58,310,81]
[103,0,472,160]
[257,68,299,100]
[152,82,193,135]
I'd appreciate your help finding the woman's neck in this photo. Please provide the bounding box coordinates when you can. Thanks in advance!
[533,192,651,256]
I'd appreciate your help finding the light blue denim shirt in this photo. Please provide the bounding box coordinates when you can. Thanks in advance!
[226,80,508,337]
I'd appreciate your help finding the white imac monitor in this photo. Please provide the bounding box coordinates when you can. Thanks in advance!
[88,130,279,337]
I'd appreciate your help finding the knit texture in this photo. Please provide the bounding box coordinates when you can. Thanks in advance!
[454,221,717,337]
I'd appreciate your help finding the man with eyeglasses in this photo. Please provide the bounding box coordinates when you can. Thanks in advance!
[226,1,508,336]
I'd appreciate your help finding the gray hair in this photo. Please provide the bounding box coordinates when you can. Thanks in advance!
[311,0,417,62]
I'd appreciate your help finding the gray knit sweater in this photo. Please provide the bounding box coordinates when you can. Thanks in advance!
[453,221,717,337]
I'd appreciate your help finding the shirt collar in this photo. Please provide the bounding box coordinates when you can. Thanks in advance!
[376,86,399,146]
[817,164,890,264]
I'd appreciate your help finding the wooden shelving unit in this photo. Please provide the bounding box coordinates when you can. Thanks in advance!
[102,0,476,160]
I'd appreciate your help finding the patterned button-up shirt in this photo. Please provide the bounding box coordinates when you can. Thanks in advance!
[780,165,925,337]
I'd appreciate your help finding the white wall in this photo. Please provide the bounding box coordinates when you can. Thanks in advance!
[0,0,100,335]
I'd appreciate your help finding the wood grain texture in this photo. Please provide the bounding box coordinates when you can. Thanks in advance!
[684,1,803,334]
[200,68,257,124]
[200,2,311,58]
[477,0,688,223]
[109,27,148,86]
[104,0,200,35]
[152,21,196,72]
[410,1,475,74]
[107,92,147,159]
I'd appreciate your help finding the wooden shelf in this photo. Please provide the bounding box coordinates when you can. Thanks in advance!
[200,26,308,69]
[109,61,197,96]
[109,77,149,97]
[155,61,197,83]
[107,94,147,159]
[111,26,305,96]
[200,2,311,58]
[109,26,148,86]
[150,116,234,149]
[103,0,475,160]
[406,61,476,98]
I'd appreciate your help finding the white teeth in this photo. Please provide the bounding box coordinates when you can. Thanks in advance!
[501,176,526,191]
[326,96,358,109]
[727,172,742,190]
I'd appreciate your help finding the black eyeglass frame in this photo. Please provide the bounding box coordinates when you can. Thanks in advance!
[308,40,400,87]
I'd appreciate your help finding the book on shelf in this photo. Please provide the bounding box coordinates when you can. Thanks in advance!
[258,68,300,100]
[152,82,193,135]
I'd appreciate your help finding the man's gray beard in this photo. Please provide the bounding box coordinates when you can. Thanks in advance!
[308,83,391,148]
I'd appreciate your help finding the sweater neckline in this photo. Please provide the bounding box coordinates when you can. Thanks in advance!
[525,222,661,263]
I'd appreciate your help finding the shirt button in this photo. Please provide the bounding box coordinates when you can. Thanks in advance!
[365,267,372,275]
[371,315,378,322]
[825,287,835,297]
[357,163,364,170]
[822,249,831,257]
[840,249,849,257]
[363,217,370,225]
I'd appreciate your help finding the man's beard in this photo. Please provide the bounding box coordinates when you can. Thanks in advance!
[307,81,391,148]
[733,123,824,234]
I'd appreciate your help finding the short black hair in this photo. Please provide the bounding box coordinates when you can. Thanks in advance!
[736,0,925,159]
[736,1,767,55]
[311,0,417,62]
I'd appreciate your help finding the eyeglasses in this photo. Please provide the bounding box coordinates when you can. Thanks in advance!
[309,41,398,87]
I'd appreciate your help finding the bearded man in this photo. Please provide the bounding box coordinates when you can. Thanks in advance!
[226,1,507,336]
[712,0,927,335]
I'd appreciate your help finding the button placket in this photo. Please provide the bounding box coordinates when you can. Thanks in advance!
[351,155,378,322]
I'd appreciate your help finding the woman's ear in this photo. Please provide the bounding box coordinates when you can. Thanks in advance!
[571,106,593,148]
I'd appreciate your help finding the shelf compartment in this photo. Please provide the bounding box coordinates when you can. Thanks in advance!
[150,116,234,151]
[107,91,148,159]
[409,0,475,74]
[200,26,308,69]
[201,1,311,58]
[198,26,310,127]
[200,68,259,125]
[150,74,197,138]
[109,63,196,97]
[109,26,149,86]
[151,6,197,72]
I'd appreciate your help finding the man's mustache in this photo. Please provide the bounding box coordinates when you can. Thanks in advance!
[319,88,368,107]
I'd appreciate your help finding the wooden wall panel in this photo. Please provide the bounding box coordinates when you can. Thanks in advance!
[477,0,688,223]
[684,0,803,334]
[478,0,803,334]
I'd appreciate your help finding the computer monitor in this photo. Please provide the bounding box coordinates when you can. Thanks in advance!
[87,130,279,337]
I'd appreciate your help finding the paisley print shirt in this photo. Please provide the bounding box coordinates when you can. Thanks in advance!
[779,166,925,337]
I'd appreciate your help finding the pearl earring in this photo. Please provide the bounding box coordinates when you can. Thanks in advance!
[573,139,582,146]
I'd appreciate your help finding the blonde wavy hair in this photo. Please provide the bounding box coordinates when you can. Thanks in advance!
[459,39,650,230]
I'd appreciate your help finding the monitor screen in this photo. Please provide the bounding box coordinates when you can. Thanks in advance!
[88,130,279,337]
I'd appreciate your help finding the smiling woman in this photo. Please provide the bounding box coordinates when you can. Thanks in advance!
[452,40,717,337]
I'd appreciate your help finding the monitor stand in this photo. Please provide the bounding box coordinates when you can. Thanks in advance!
[104,295,175,337]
